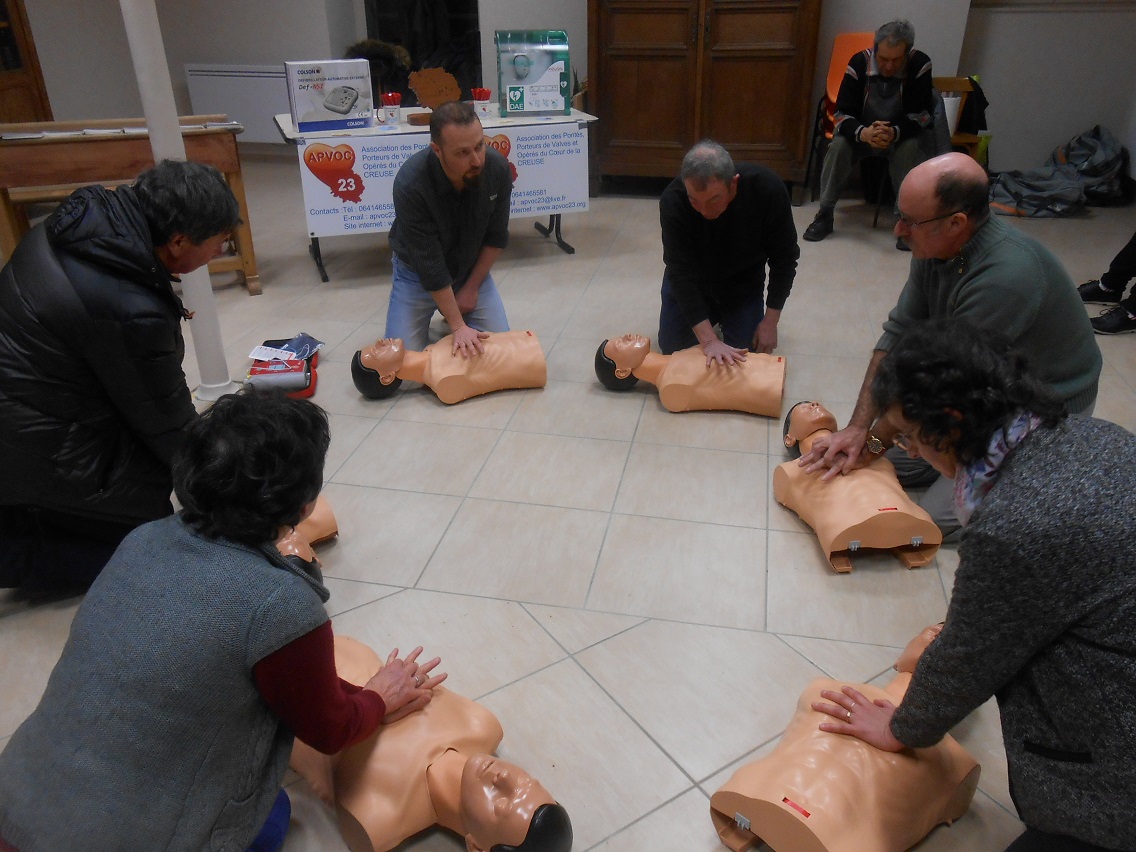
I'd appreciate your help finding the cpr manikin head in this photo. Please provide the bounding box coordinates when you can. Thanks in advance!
[594,335,651,391]
[352,338,406,399]
[783,401,839,456]
[460,755,571,852]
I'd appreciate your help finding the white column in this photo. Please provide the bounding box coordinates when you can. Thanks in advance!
[117,0,239,401]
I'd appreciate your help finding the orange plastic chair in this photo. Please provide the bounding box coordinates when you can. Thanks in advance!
[804,32,874,200]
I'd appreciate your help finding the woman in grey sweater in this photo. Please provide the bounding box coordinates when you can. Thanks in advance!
[812,319,1136,852]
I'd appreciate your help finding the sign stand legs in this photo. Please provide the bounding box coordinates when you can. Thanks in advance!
[309,237,329,282]
[534,214,575,255]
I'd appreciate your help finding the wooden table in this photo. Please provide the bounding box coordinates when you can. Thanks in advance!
[0,114,260,294]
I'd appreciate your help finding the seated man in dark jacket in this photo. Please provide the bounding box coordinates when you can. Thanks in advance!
[0,159,241,589]
[803,19,934,249]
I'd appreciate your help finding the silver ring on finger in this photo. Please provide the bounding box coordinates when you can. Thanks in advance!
[846,709,852,720]
[414,675,423,687]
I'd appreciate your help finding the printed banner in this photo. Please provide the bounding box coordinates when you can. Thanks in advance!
[297,123,589,238]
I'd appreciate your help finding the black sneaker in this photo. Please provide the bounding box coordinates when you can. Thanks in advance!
[896,237,911,251]
[803,210,834,242]
[1091,306,1136,335]
[1078,279,1121,304]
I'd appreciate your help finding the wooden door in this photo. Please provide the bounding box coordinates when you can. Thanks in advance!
[699,0,820,182]
[0,0,51,123]
[589,0,700,177]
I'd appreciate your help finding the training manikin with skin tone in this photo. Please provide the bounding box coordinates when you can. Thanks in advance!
[774,401,941,572]
[710,623,980,852]
[352,330,547,405]
[595,334,785,417]
[288,637,572,852]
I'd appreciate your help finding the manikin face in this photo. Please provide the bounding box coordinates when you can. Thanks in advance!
[888,406,960,480]
[158,231,230,275]
[460,754,555,852]
[365,338,406,382]
[683,174,739,221]
[605,334,651,375]
[785,401,839,447]
[432,120,487,189]
[874,39,908,78]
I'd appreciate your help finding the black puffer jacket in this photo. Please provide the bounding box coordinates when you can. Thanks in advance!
[0,185,196,526]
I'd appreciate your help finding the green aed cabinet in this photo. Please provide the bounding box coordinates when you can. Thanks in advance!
[495,30,571,117]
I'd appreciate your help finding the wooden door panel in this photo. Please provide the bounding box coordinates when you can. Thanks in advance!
[592,0,699,175]
[701,0,819,180]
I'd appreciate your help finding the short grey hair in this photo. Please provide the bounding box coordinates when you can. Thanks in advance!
[679,140,735,189]
[875,19,915,52]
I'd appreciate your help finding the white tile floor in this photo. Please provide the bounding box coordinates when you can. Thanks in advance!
[3,146,1135,851]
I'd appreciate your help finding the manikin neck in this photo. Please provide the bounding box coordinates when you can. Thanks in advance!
[395,349,430,384]
[425,748,467,836]
[796,429,833,456]
[630,351,668,385]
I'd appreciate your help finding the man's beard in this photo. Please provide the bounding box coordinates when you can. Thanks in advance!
[462,171,482,189]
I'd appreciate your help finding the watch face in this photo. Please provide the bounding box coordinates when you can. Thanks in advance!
[866,436,884,454]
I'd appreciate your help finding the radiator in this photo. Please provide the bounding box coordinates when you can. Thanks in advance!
[185,64,290,144]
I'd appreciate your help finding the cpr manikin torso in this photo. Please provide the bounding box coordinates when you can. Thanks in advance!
[773,402,940,573]
[597,335,785,417]
[353,331,547,404]
[289,637,569,852]
[710,625,979,852]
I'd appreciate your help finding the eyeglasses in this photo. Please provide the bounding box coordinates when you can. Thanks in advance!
[897,209,964,229]
[893,433,913,452]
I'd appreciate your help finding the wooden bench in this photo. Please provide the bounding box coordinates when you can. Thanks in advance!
[0,114,260,294]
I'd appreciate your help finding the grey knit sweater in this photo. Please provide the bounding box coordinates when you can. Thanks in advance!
[0,515,330,851]
[891,416,1136,850]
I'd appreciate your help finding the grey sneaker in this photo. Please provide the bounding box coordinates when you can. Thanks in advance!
[803,209,834,242]
[1091,306,1136,335]
[1078,279,1121,304]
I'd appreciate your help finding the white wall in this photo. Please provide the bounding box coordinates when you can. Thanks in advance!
[959,3,1136,171]
[24,0,142,119]
[24,0,348,119]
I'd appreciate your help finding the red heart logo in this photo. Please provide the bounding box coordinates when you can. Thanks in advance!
[303,143,364,202]
[485,134,512,159]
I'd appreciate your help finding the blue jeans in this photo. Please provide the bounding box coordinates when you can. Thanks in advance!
[385,254,509,352]
[657,271,765,354]
[246,789,290,852]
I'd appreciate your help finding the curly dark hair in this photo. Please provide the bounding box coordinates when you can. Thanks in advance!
[491,803,572,852]
[871,319,1065,466]
[133,159,242,246]
[174,389,330,546]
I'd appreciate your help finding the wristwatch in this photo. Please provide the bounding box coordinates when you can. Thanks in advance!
[865,434,886,455]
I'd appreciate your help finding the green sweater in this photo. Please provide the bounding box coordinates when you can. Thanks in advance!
[0,516,330,851]
[879,216,1101,412]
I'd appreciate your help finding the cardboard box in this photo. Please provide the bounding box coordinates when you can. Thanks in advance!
[495,31,571,117]
[286,59,375,132]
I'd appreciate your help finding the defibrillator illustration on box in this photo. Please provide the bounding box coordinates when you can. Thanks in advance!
[495,30,571,116]
[286,59,374,131]
[323,86,359,115]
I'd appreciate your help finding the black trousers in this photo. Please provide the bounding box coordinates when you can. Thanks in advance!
[1100,227,1136,311]
[0,505,136,590]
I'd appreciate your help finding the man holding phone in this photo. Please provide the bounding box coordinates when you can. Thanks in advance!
[804,19,934,249]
